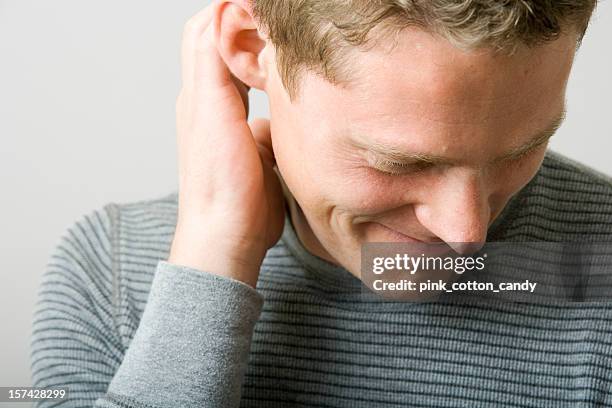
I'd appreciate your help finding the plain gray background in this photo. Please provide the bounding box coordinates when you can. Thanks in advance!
[0,0,610,394]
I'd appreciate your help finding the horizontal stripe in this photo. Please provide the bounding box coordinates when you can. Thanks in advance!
[30,152,612,407]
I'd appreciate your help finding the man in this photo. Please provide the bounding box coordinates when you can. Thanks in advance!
[31,0,612,407]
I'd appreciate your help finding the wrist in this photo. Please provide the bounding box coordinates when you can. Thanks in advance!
[168,224,265,288]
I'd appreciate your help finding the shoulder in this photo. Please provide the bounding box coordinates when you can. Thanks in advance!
[498,150,612,241]
[36,191,179,349]
[32,193,180,400]
[102,191,180,345]
[537,150,612,210]
[540,150,612,190]
[106,190,179,259]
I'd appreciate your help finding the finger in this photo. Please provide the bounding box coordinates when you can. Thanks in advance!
[180,3,217,89]
[232,73,250,117]
[249,118,275,166]
[183,3,244,120]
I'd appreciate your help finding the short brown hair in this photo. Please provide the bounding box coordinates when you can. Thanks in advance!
[251,0,598,101]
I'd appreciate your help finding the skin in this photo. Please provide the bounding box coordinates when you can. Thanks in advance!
[265,27,575,279]
[168,0,576,286]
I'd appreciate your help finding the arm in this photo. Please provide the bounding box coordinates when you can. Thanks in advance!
[104,261,263,408]
[30,206,264,408]
[32,0,283,404]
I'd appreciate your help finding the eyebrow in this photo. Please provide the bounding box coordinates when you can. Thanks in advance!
[351,109,567,167]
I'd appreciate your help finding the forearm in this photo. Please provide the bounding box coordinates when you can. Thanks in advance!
[99,261,264,408]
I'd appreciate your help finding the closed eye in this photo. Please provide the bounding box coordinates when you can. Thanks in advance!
[372,159,435,176]
[502,137,550,164]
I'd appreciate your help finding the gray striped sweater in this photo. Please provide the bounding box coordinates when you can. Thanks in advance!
[30,150,612,407]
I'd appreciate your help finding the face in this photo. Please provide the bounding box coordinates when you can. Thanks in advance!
[262,27,576,279]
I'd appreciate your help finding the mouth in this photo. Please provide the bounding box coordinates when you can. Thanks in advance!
[374,223,425,243]
[369,222,453,256]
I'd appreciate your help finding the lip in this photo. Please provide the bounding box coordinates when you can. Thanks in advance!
[375,223,424,242]
[372,222,453,255]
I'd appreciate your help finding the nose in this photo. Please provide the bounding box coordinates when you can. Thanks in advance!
[414,170,490,255]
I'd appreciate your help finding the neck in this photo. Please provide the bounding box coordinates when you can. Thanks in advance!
[278,171,338,266]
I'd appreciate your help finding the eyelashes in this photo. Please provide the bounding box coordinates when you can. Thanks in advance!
[372,159,434,176]
[368,138,550,178]
[372,142,549,176]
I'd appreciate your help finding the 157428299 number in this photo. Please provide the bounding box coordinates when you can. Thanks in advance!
[0,387,68,402]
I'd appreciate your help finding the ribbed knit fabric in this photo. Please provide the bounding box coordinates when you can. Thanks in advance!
[30,150,612,407]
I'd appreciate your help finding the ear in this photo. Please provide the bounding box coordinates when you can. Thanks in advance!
[213,0,268,91]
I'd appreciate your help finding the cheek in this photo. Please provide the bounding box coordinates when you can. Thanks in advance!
[320,161,427,216]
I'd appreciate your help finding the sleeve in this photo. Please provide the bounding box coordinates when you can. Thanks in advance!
[30,204,265,408]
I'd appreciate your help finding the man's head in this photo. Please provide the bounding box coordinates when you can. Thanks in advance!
[213,0,596,278]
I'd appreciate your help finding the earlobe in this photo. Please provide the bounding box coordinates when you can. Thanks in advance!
[214,0,268,91]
